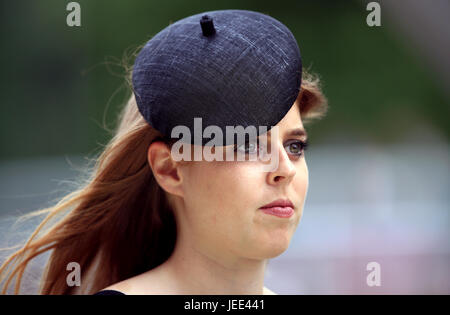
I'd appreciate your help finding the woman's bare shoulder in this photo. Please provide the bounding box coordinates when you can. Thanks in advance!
[98,268,171,295]
[102,283,278,295]
[99,279,132,294]
[99,268,277,295]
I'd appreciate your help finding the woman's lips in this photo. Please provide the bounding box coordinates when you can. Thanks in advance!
[260,206,294,218]
[259,198,294,218]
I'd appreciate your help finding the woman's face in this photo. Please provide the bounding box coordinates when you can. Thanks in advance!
[176,102,309,261]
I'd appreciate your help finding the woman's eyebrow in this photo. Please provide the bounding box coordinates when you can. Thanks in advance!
[286,128,308,138]
[263,127,308,140]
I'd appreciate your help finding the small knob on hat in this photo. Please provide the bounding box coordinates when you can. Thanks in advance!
[200,15,216,37]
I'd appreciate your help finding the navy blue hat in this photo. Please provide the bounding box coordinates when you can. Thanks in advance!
[132,9,302,146]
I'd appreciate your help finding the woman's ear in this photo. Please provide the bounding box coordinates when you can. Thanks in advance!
[147,141,184,197]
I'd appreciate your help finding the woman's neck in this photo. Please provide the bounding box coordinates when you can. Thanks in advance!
[145,237,269,295]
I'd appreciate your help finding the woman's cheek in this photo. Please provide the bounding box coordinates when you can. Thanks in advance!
[296,162,309,201]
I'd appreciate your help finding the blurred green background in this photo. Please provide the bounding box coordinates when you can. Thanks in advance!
[1,0,448,160]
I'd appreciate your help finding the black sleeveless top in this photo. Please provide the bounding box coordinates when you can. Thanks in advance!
[93,289,126,295]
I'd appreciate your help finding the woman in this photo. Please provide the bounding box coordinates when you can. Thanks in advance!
[0,9,327,295]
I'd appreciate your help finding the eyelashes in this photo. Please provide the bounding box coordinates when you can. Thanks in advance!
[285,139,309,156]
[233,139,309,157]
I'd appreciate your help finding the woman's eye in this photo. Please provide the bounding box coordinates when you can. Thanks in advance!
[285,140,308,156]
[234,141,258,154]
[234,139,309,157]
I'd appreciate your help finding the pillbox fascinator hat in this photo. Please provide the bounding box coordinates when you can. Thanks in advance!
[132,9,302,146]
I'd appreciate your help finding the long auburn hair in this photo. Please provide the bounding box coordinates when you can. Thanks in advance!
[0,60,328,294]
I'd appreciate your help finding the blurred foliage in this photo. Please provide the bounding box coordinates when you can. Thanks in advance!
[0,0,448,159]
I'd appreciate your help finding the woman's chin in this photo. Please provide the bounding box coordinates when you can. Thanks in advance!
[250,236,292,259]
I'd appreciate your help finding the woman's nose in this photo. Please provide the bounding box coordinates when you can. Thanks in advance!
[267,142,296,185]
